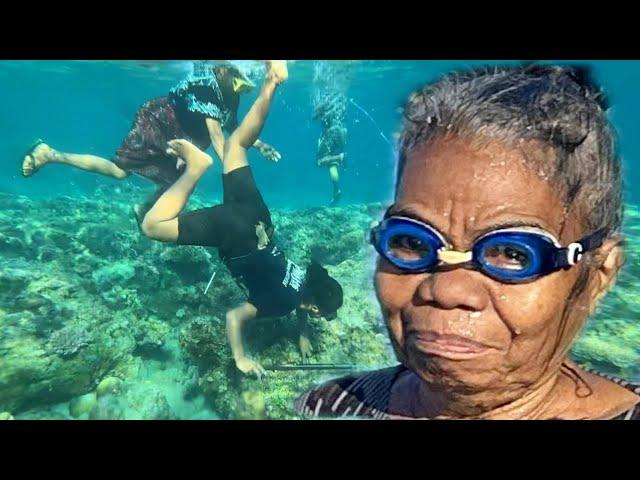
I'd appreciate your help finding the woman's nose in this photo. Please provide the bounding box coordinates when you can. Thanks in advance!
[416,267,490,312]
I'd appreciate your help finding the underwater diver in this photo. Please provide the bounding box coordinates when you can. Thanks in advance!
[20,61,282,218]
[139,61,344,377]
[312,61,354,205]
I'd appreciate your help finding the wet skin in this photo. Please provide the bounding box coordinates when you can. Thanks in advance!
[376,135,638,419]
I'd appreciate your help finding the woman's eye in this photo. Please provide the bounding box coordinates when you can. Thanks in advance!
[388,235,431,260]
[484,245,530,270]
[505,247,527,263]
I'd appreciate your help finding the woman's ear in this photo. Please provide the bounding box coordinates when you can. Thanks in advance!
[588,236,625,313]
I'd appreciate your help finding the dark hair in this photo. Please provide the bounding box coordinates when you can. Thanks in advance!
[303,260,343,319]
[397,63,623,238]
[214,64,247,86]
[212,65,242,112]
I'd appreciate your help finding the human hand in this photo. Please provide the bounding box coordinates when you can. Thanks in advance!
[235,356,267,378]
[258,143,282,162]
[299,335,314,362]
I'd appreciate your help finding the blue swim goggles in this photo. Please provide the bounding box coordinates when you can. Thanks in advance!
[370,215,608,283]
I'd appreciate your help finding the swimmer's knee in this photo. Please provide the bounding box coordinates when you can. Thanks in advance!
[140,215,158,240]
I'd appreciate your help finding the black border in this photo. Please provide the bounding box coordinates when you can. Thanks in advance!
[3,10,639,59]
[1,10,637,467]
[1,419,637,459]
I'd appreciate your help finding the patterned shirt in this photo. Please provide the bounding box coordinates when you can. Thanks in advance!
[168,71,238,144]
[295,364,640,420]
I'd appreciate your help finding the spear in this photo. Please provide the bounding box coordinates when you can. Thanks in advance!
[264,363,369,372]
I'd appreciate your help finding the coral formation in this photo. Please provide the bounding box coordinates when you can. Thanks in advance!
[1,187,638,419]
[48,326,92,357]
[96,377,123,397]
[69,392,97,418]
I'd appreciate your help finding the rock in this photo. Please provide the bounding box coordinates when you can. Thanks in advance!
[48,326,92,357]
[96,377,123,397]
[92,262,136,290]
[179,317,230,369]
[133,318,170,356]
[140,392,175,420]
[89,396,125,420]
[0,268,30,301]
[159,245,213,283]
[237,390,266,420]
[69,392,97,418]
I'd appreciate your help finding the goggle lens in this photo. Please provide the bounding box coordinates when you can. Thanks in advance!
[387,233,434,262]
[481,243,532,272]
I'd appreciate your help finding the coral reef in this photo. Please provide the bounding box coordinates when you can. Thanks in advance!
[96,377,123,397]
[1,186,638,419]
[48,326,92,357]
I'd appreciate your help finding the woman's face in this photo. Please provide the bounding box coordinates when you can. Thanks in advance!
[375,135,598,408]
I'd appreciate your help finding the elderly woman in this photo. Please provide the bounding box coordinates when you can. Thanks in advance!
[295,64,640,420]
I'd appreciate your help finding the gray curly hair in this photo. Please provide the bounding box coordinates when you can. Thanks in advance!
[396,63,623,238]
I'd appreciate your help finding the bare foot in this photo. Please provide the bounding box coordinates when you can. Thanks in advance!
[166,139,212,174]
[265,60,288,84]
[330,188,342,206]
[22,142,54,177]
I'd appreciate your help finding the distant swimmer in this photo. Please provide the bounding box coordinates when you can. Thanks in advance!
[312,61,355,206]
[138,61,344,377]
[21,61,282,219]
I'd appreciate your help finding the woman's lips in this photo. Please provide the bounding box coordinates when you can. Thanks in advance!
[408,332,495,360]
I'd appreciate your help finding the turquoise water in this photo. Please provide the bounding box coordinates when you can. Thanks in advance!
[3,60,640,206]
[0,60,638,420]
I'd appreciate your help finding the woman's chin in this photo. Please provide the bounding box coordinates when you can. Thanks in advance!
[405,346,505,391]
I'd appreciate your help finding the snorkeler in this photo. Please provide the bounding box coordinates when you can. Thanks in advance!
[20,61,282,218]
[139,61,344,377]
[312,61,354,205]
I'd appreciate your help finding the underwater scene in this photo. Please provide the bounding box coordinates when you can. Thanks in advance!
[0,60,639,420]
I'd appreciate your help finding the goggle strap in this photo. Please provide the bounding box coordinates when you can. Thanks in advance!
[369,227,377,246]
[557,228,609,268]
[580,228,608,252]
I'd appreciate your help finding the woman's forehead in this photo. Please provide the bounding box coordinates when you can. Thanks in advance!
[397,137,568,238]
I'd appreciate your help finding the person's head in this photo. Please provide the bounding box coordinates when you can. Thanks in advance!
[214,64,255,96]
[300,260,344,320]
[373,63,624,414]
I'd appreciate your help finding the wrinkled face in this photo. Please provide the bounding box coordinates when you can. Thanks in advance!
[375,136,596,408]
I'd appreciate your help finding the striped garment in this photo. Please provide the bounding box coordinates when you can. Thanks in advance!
[294,364,640,420]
